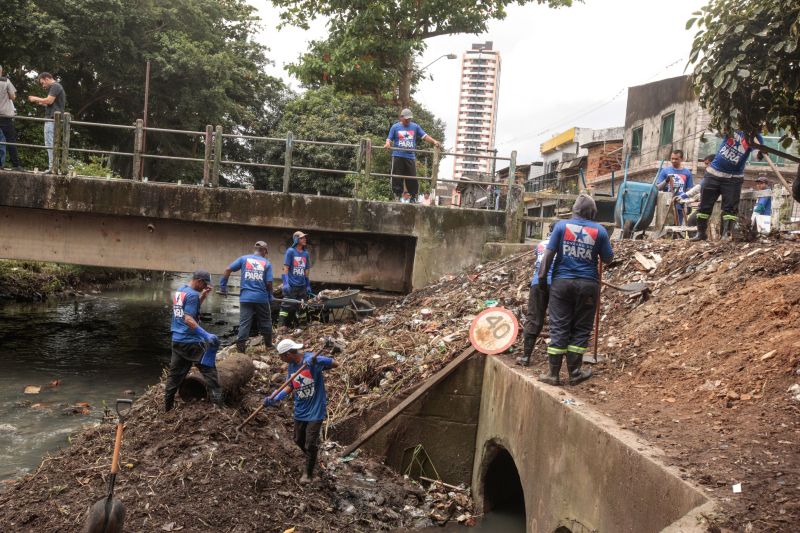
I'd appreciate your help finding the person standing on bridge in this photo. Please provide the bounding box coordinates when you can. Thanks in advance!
[263,338,338,484]
[279,231,312,332]
[219,241,274,353]
[383,108,442,201]
[0,66,22,171]
[27,72,66,174]
[538,195,613,386]
[165,270,222,412]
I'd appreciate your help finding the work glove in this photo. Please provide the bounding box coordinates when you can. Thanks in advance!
[263,388,288,407]
[281,273,289,294]
[200,344,218,367]
[195,326,219,346]
[306,278,313,296]
[218,277,228,295]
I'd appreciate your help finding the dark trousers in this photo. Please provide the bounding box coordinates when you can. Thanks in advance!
[294,419,323,476]
[697,173,743,223]
[390,156,418,199]
[237,301,272,345]
[164,342,223,410]
[279,285,307,327]
[523,283,549,341]
[0,118,20,167]
[547,278,598,358]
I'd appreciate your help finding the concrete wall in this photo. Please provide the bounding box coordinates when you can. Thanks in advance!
[0,172,506,291]
[332,354,486,485]
[473,356,709,533]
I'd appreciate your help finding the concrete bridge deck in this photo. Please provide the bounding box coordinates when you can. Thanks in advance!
[0,171,507,291]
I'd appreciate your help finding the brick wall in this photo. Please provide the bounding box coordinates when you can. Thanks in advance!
[586,141,623,181]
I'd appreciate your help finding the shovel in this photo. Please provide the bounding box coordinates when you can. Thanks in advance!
[83,398,133,533]
[602,280,650,299]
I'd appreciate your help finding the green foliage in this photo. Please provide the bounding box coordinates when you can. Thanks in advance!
[272,0,574,103]
[0,0,289,180]
[71,156,120,178]
[687,0,800,145]
[255,86,445,197]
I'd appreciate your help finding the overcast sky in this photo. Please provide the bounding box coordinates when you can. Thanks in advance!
[249,0,706,174]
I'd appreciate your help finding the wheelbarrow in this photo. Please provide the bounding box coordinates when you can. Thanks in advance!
[615,156,664,239]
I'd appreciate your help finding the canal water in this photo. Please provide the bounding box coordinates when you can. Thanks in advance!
[0,277,240,482]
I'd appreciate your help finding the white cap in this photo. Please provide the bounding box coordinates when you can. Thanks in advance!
[277,339,303,355]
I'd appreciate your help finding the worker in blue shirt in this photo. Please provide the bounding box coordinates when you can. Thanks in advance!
[656,149,694,226]
[518,222,556,367]
[753,176,772,216]
[538,195,613,385]
[165,270,222,412]
[219,241,274,353]
[691,131,764,241]
[263,338,339,484]
[279,231,312,331]
[383,108,441,201]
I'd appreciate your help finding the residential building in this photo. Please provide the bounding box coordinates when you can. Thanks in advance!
[451,41,501,186]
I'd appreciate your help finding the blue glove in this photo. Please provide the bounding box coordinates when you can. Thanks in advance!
[305,278,312,294]
[281,273,289,294]
[195,326,218,346]
[263,388,288,407]
[218,277,228,295]
[200,344,218,367]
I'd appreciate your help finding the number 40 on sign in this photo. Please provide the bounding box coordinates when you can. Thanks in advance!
[468,307,519,355]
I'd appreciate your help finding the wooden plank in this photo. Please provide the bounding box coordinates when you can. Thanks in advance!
[340,346,478,458]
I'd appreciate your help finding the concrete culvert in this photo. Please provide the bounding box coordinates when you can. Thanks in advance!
[482,447,525,516]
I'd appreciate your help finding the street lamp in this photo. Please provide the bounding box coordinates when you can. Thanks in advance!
[420,53,457,72]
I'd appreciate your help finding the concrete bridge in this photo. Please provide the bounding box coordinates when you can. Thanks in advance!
[336,354,712,532]
[0,171,514,291]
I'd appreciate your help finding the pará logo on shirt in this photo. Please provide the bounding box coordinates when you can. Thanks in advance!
[172,291,186,318]
[563,224,598,259]
[293,368,315,400]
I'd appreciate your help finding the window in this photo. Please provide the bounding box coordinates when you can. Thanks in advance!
[631,126,643,155]
[660,112,675,146]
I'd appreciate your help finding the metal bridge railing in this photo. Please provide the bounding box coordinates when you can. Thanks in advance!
[0,114,517,210]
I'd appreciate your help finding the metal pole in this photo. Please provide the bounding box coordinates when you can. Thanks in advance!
[282,131,294,193]
[202,125,212,186]
[364,138,373,182]
[140,60,150,178]
[60,112,71,175]
[431,145,441,194]
[52,112,63,174]
[132,119,143,181]
[212,125,222,187]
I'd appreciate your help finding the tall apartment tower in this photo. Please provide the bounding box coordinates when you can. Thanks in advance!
[452,41,501,182]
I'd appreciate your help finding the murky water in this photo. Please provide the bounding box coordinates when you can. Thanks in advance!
[0,278,241,482]
[395,510,526,532]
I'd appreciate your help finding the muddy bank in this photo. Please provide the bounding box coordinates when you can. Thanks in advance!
[0,260,151,302]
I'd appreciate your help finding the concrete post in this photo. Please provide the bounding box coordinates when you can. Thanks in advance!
[356,139,364,173]
[60,113,71,176]
[212,125,222,187]
[364,138,373,182]
[283,131,294,193]
[506,150,517,187]
[504,183,525,243]
[202,125,212,186]
[52,112,63,174]
[132,119,143,181]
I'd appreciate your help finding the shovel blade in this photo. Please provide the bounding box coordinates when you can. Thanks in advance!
[84,497,125,533]
[619,282,648,293]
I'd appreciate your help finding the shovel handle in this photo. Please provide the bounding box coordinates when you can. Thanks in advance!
[115,398,133,421]
[110,420,124,475]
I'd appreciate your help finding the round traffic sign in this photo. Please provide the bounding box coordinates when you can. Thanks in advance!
[469,307,519,355]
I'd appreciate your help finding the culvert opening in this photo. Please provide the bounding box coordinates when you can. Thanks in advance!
[483,447,525,517]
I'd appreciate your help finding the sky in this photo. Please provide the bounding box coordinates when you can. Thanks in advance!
[248,0,707,175]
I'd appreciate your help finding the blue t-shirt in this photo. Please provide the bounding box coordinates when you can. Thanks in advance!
[387,121,427,160]
[171,284,203,343]
[530,237,553,286]
[754,194,772,216]
[547,218,614,282]
[228,254,273,303]
[284,247,311,287]
[288,352,332,422]
[710,131,764,176]
[657,167,693,210]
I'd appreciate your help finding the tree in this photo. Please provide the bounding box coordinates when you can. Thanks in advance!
[687,0,800,146]
[255,86,445,197]
[272,0,573,106]
[0,0,289,182]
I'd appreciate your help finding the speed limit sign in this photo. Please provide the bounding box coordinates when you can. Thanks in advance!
[469,307,519,355]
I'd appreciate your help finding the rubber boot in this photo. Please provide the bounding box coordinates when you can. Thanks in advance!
[566,352,592,385]
[689,216,708,241]
[301,446,318,484]
[720,219,733,241]
[538,354,562,385]
[516,335,536,366]
[235,340,247,353]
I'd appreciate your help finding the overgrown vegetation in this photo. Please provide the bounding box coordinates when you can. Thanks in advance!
[0,260,142,301]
